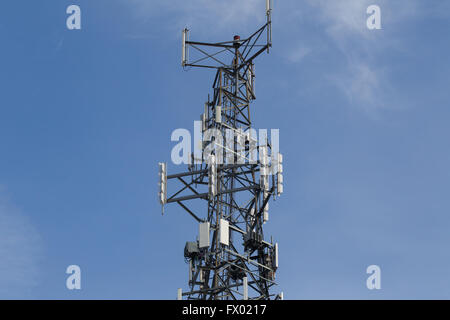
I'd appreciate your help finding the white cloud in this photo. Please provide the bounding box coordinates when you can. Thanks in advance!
[127,0,265,36]
[0,187,43,298]
[283,0,425,112]
[308,0,370,39]
[306,0,422,43]
[287,45,311,63]
[329,61,387,113]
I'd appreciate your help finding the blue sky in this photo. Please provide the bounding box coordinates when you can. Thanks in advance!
[1,0,450,299]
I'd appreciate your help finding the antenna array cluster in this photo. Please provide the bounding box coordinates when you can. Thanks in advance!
[159,0,284,300]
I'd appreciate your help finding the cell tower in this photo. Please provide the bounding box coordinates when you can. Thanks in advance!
[159,0,284,300]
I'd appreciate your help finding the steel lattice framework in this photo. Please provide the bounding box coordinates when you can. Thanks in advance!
[159,2,283,300]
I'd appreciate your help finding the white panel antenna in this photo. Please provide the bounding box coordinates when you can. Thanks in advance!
[266,0,271,13]
[199,222,210,248]
[219,218,229,246]
[215,105,222,123]
[208,155,217,200]
[158,162,167,214]
[274,242,279,268]
[277,153,283,196]
[182,28,189,66]
[243,277,248,300]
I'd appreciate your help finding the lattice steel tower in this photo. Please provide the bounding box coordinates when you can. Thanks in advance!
[158,1,284,300]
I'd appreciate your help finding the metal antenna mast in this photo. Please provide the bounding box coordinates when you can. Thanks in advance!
[159,1,284,300]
